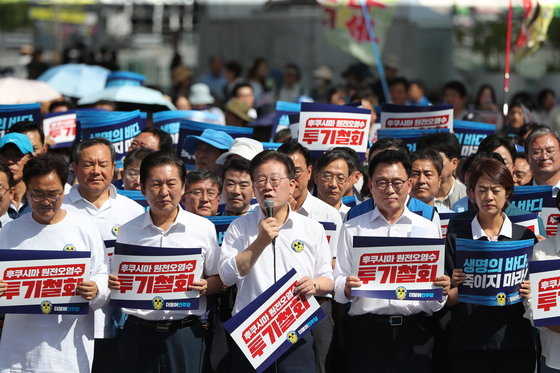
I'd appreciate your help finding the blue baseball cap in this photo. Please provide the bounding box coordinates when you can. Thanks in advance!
[183,129,234,155]
[0,133,33,155]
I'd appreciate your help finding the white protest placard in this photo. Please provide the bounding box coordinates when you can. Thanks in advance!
[298,102,371,154]
[110,243,202,311]
[0,249,90,315]
[351,237,445,300]
[43,111,77,148]
[529,259,560,326]
[224,268,326,373]
[380,104,453,130]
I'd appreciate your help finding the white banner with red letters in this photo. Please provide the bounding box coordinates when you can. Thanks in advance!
[380,104,453,130]
[529,259,560,326]
[0,249,90,315]
[351,237,445,300]
[298,102,371,154]
[110,243,202,311]
[224,268,326,373]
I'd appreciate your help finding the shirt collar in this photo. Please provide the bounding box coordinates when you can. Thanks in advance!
[141,206,189,230]
[68,183,117,205]
[298,193,313,217]
[369,206,413,225]
[471,213,512,241]
[532,179,560,196]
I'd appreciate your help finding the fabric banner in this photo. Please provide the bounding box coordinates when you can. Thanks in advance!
[376,128,449,152]
[153,110,222,150]
[224,268,325,373]
[110,243,202,311]
[453,120,496,157]
[529,259,560,326]
[298,102,371,155]
[318,0,397,66]
[0,249,90,315]
[350,237,445,300]
[206,215,241,246]
[456,238,533,306]
[178,119,253,170]
[43,110,76,149]
[380,104,453,130]
[0,103,41,137]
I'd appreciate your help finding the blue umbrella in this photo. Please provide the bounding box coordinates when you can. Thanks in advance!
[38,64,110,98]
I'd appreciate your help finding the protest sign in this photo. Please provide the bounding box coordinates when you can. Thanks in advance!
[224,268,325,373]
[206,215,241,246]
[510,213,541,236]
[0,249,90,315]
[298,102,370,155]
[0,103,41,137]
[509,185,556,236]
[529,259,560,326]
[110,243,202,310]
[153,110,222,150]
[43,110,76,148]
[456,238,533,306]
[380,104,453,130]
[77,110,144,165]
[439,212,456,238]
[350,237,445,300]
[178,120,253,170]
[377,128,449,152]
[116,189,149,210]
[453,120,496,157]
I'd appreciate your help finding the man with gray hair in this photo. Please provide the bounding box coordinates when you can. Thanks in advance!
[525,127,560,196]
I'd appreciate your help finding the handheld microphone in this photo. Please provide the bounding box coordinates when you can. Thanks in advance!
[264,198,275,218]
[264,198,277,282]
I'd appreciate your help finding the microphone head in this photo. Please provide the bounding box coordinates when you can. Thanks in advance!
[264,198,275,209]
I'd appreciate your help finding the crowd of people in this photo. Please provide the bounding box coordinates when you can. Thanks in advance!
[1,51,560,373]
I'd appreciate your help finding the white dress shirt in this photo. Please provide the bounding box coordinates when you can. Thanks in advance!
[334,206,445,316]
[532,179,560,197]
[219,207,334,315]
[0,211,109,373]
[471,213,513,241]
[63,183,144,338]
[117,207,220,320]
[297,193,343,258]
[339,203,351,221]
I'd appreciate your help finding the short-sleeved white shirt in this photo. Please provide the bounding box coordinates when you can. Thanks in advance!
[117,207,220,320]
[0,211,109,373]
[219,207,334,315]
[297,193,343,258]
[334,206,445,316]
[63,183,144,337]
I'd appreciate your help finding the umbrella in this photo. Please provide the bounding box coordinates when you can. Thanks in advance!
[38,63,110,98]
[0,77,61,105]
[78,85,176,111]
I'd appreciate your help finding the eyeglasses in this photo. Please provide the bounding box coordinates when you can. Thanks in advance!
[186,189,220,201]
[254,176,288,188]
[374,179,407,192]
[294,168,305,178]
[0,186,9,197]
[530,148,558,160]
[28,191,63,202]
[124,169,140,179]
[224,181,251,191]
[319,172,348,185]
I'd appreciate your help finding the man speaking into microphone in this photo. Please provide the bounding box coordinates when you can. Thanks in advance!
[219,150,334,372]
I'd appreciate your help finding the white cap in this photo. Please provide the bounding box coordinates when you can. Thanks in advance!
[215,137,264,165]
